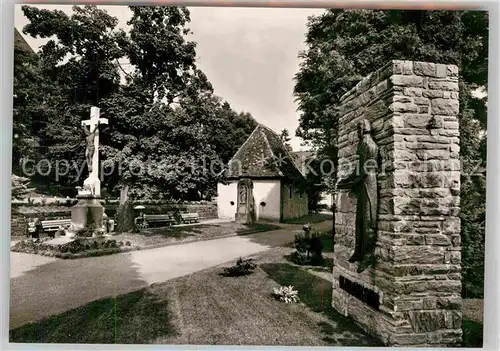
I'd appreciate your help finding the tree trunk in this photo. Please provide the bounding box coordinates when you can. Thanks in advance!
[116,184,134,233]
[120,184,129,205]
[332,200,336,253]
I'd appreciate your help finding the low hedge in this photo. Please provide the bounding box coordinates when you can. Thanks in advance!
[11,238,132,259]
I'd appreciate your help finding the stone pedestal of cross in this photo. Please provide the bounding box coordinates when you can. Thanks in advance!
[80,107,108,198]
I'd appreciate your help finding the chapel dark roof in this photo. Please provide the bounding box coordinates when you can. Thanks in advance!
[14,28,35,56]
[225,124,305,180]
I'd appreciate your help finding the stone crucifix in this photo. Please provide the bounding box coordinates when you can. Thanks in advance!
[81,107,108,197]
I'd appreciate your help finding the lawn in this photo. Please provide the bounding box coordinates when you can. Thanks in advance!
[461,299,484,348]
[283,213,333,224]
[260,262,381,346]
[10,232,481,347]
[9,289,175,344]
[10,248,377,346]
[117,222,282,248]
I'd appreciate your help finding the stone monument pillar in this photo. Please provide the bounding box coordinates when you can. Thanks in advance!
[70,107,108,237]
[332,61,461,346]
[235,178,255,224]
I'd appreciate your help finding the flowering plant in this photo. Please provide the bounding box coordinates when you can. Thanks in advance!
[273,285,299,304]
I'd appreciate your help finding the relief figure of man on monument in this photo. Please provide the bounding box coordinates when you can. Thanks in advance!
[337,119,379,273]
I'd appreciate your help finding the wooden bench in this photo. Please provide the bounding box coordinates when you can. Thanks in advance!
[143,214,176,227]
[180,212,199,224]
[41,219,71,232]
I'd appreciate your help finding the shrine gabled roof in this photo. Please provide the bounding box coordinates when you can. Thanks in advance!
[225,124,305,180]
[14,28,35,56]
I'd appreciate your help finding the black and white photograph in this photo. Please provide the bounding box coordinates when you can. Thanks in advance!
[9,3,489,347]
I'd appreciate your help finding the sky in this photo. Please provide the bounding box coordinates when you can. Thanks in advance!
[15,5,326,151]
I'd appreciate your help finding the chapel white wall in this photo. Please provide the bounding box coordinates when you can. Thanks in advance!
[253,180,281,221]
[217,181,238,220]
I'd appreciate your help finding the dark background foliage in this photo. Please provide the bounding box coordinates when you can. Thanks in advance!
[14,5,258,201]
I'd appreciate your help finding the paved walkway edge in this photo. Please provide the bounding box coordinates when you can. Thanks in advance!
[11,220,333,259]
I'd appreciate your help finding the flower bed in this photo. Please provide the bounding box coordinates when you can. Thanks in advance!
[11,237,128,259]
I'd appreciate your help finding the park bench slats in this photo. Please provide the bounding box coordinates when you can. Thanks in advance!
[135,212,200,229]
[144,214,175,221]
[180,212,199,224]
[41,219,71,231]
[143,214,176,226]
[137,214,176,228]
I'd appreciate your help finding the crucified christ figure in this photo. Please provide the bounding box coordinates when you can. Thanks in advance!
[337,119,379,273]
[83,124,98,175]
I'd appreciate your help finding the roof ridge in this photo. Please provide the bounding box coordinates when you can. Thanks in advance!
[259,127,283,176]
[229,124,261,163]
[260,126,306,179]
[14,27,35,55]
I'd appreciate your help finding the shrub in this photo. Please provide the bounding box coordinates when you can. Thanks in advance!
[289,251,308,265]
[309,230,324,260]
[172,211,183,224]
[222,257,257,277]
[12,236,124,258]
[294,231,309,255]
[135,220,149,232]
[76,227,94,238]
[293,228,324,265]
[272,285,299,303]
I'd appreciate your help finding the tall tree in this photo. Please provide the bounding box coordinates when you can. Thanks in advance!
[294,9,488,298]
[17,5,259,203]
[101,6,216,200]
[20,5,123,194]
[279,128,293,152]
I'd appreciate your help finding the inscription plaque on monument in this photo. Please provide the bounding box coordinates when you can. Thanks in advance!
[339,275,380,310]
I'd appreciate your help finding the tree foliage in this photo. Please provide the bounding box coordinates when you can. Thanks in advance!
[17,5,123,194]
[11,174,35,199]
[15,5,257,201]
[279,129,293,152]
[294,9,488,297]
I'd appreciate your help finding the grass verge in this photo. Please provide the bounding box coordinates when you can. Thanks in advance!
[260,262,382,346]
[9,288,175,343]
[283,213,333,224]
[284,252,334,271]
[236,223,282,235]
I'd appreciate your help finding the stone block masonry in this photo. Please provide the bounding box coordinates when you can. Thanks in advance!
[332,60,461,347]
